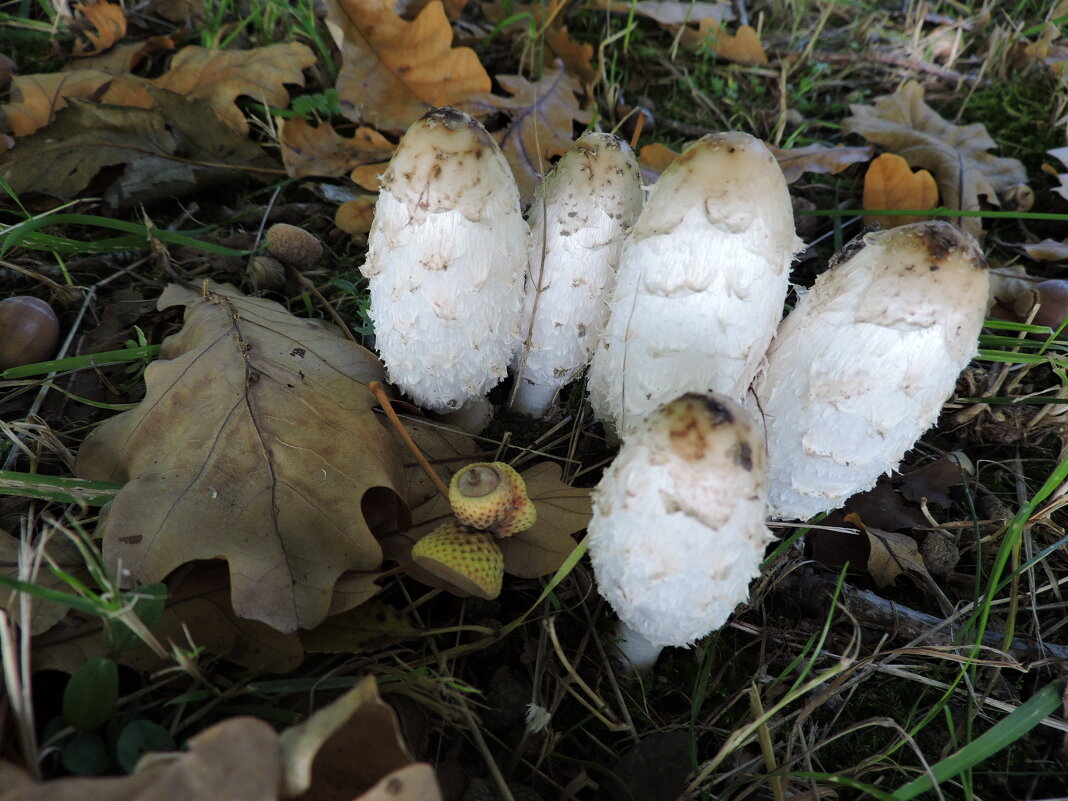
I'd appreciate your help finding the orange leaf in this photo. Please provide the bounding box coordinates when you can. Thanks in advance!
[545,25,597,86]
[325,0,491,131]
[638,142,680,175]
[694,20,768,65]
[279,118,396,179]
[863,152,939,228]
[350,162,389,191]
[154,43,316,134]
[335,195,378,234]
[72,0,127,56]
[3,71,151,136]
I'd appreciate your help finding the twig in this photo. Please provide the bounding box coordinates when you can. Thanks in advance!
[286,265,357,343]
[368,381,450,502]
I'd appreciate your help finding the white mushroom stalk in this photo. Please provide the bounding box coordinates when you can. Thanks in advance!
[587,131,801,438]
[587,392,771,672]
[752,221,990,521]
[360,107,529,426]
[511,132,643,417]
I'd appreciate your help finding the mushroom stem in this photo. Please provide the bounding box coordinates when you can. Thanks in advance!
[613,619,665,673]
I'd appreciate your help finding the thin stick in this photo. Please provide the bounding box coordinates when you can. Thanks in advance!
[287,265,358,344]
[628,108,646,151]
[368,381,450,501]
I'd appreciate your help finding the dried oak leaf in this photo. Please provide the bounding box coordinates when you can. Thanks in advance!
[2,43,313,137]
[71,0,127,56]
[279,118,396,179]
[325,0,490,132]
[154,42,317,134]
[462,63,593,203]
[842,80,1028,236]
[0,717,280,801]
[0,88,279,206]
[863,152,939,227]
[75,282,408,634]
[278,676,440,800]
[682,20,768,65]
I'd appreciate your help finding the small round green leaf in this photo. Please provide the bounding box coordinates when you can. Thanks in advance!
[116,719,176,773]
[61,732,110,775]
[62,657,118,732]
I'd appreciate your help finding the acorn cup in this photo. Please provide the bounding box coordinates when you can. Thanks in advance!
[449,462,536,538]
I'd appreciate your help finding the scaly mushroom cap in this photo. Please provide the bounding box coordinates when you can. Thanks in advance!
[449,461,536,538]
[588,131,802,437]
[588,392,772,649]
[360,107,529,413]
[753,221,989,521]
[410,520,504,600]
[512,132,643,417]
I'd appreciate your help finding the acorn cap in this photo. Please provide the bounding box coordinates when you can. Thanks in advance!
[449,462,536,537]
[264,223,323,267]
[410,521,504,599]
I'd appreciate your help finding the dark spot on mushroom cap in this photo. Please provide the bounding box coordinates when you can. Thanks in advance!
[681,392,733,425]
[736,442,753,471]
[662,393,734,461]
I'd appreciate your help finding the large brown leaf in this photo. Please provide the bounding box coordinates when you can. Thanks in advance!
[278,118,396,179]
[842,81,1028,236]
[325,0,491,131]
[0,88,279,206]
[462,64,593,203]
[76,283,408,633]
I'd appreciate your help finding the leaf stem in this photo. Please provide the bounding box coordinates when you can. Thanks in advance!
[368,381,450,501]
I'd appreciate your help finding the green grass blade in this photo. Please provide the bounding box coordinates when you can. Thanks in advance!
[890,681,1065,800]
[0,471,122,506]
[0,344,161,379]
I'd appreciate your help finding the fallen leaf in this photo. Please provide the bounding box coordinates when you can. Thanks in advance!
[864,525,925,588]
[638,142,680,176]
[350,162,389,191]
[4,43,314,138]
[688,20,768,65]
[325,0,491,131]
[335,195,379,235]
[544,25,597,86]
[0,717,280,801]
[589,0,733,25]
[898,455,965,509]
[462,63,593,203]
[279,118,396,179]
[301,599,420,653]
[75,282,408,633]
[278,676,427,799]
[71,0,127,56]
[154,43,317,134]
[359,764,442,801]
[148,0,206,24]
[1048,146,1068,201]
[862,152,939,227]
[771,142,874,183]
[842,81,1029,236]
[66,35,177,75]
[1018,238,1068,261]
[0,88,279,206]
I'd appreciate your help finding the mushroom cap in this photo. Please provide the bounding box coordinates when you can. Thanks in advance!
[411,520,504,600]
[753,221,990,521]
[588,131,802,437]
[360,108,529,413]
[512,133,643,417]
[587,392,771,648]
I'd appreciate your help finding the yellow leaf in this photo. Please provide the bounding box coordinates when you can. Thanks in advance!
[325,0,491,131]
[72,0,127,56]
[863,152,939,228]
[335,195,379,234]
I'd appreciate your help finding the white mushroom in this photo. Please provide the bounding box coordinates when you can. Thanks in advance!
[587,131,801,438]
[510,132,643,417]
[360,108,529,426]
[587,392,771,671]
[752,221,990,521]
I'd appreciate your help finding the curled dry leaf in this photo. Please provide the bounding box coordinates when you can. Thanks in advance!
[71,0,127,56]
[843,80,1028,236]
[462,64,594,203]
[76,282,408,634]
[278,676,435,799]
[681,20,768,65]
[863,152,939,227]
[325,0,491,131]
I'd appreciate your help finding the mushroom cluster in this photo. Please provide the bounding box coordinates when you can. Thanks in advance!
[358,109,992,672]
